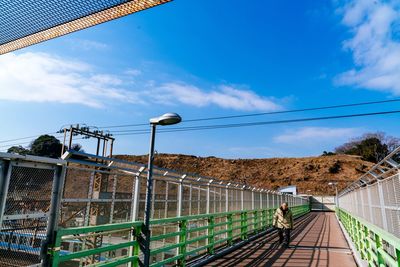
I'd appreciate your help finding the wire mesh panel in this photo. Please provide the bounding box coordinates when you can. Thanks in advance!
[0,0,171,54]
[381,174,400,237]
[339,171,400,238]
[0,155,65,267]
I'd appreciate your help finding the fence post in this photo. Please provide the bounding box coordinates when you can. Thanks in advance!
[0,159,11,228]
[208,216,215,254]
[43,163,67,267]
[251,188,255,210]
[241,186,245,210]
[241,211,248,240]
[178,219,187,266]
[177,174,187,217]
[226,183,231,212]
[206,179,212,214]
[129,167,144,267]
[227,213,233,245]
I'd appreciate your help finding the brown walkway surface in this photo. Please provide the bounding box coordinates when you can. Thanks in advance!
[205,212,356,267]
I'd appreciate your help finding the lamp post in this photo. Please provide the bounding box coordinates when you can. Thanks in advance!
[328,182,338,207]
[143,113,181,266]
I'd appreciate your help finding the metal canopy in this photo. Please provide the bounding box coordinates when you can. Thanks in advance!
[0,0,171,55]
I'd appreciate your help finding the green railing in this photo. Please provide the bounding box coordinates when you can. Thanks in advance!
[337,208,400,267]
[50,204,310,267]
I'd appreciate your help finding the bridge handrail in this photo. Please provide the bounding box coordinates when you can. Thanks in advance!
[50,204,310,267]
[337,208,400,267]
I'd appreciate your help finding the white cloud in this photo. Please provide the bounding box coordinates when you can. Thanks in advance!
[0,52,282,111]
[152,83,282,111]
[274,127,361,144]
[124,69,142,76]
[0,52,141,108]
[335,0,400,94]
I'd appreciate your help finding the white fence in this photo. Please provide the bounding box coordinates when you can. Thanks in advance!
[338,148,400,238]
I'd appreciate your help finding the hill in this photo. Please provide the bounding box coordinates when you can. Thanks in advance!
[116,154,374,195]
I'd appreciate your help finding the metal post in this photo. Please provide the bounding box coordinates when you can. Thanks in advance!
[43,164,66,266]
[143,124,157,267]
[251,189,254,210]
[177,174,187,217]
[109,175,117,224]
[225,183,230,212]
[189,184,192,215]
[164,180,169,218]
[109,139,114,157]
[151,180,157,218]
[131,167,144,222]
[61,128,67,156]
[241,186,244,210]
[335,185,338,207]
[0,160,11,228]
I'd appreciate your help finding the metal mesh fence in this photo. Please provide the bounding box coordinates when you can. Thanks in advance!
[0,155,65,267]
[339,173,400,239]
[0,0,171,54]
[61,151,309,228]
[338,147,400,239]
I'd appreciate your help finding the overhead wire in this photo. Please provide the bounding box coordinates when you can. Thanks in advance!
[97,98,400,129]
[111,109,400,136]
[1,98,399,146]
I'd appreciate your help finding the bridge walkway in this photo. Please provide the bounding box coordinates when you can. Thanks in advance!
[205,212,356,267]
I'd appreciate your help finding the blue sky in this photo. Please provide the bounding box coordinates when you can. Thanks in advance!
[1,0,400,158]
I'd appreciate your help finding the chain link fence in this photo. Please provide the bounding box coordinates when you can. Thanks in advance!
[0,153,65,267]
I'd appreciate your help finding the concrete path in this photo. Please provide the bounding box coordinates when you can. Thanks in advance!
[205,212,357,267]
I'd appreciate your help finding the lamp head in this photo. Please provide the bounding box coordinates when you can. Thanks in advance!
[150,113,182,126]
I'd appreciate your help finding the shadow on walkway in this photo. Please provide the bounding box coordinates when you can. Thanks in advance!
[205,212,356,267]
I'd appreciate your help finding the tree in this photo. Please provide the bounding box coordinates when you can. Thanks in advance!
[7,145,30,155]
[334,132,398,163]
[30,135,63,158]
[71,143,84,153]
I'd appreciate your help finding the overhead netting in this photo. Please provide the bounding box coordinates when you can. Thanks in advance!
[0,0,170,54]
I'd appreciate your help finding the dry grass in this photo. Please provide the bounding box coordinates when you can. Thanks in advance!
[116,154,374,195]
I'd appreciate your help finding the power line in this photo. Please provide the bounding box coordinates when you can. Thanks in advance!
[0,135,65,149]
[1,98,399,145]
[0,132,58,144]
[98,98,400,129]
[184,98,400,123]
[111,109,400,136]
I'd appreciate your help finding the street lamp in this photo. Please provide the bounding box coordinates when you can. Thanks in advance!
[328,182,338,207]
[143,113,181,266]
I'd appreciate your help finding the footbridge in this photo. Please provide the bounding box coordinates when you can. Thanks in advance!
[0,149,399,267]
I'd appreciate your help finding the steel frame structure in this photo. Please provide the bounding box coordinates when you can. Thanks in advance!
[0,0,171,55]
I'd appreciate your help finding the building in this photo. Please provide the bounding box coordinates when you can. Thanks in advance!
[278,185,297,195]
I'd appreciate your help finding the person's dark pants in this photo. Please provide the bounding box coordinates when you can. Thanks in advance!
[277,228,291,246]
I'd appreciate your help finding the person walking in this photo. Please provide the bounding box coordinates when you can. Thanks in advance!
[273,202,293,248]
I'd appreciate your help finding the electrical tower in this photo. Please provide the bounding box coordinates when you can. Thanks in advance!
[59,124,115,263]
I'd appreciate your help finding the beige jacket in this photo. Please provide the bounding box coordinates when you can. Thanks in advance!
[273,208,293,229]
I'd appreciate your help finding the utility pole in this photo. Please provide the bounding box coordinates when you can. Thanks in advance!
[59,124,115,157]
